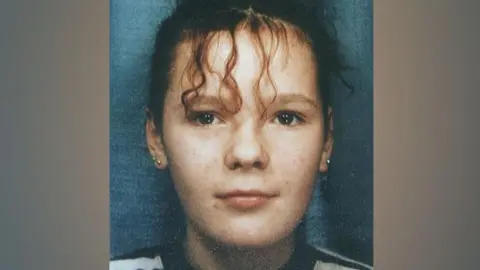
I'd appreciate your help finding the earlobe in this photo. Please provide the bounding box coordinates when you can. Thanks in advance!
[319,158,331,173]
[151,155,167,169]
[319,107,334,173]
[145,118,168,169]
[319,150,332,173]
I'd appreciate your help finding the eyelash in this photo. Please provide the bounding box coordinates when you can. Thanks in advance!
[187,111,223,126]
[186,110,305,127]
[273,111,305,126]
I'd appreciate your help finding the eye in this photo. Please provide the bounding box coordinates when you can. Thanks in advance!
[188,111,221,126]
[273,111,305,126]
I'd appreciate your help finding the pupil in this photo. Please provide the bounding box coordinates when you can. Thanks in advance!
[279,113,293,124]
[199,113,214,124]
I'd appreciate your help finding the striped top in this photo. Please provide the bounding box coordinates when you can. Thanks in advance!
[110,242,372,270]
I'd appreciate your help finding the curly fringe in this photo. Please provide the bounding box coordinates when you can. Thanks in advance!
[148,0,352,132]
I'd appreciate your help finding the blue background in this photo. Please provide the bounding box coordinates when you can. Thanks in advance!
[110,0,372,264]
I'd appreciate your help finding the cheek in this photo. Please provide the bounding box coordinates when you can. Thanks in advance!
[272,130,323,171]
[269,130,323,194]
[277,148,319,210]
[164,130,223,195]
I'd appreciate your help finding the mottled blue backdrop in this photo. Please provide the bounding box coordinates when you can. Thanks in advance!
[110,0,372,264]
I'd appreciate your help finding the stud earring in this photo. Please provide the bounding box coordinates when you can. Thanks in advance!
[152,156,161,165]
[326,159,331,164]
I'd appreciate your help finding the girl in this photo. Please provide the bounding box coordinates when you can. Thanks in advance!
[111,0,372,269]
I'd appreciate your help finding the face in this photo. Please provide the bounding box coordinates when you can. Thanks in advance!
[147,28,333,247]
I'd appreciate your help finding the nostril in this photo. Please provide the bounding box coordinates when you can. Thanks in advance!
[253,161,263,169]
[231,162,241,170]
[228,160,265,171]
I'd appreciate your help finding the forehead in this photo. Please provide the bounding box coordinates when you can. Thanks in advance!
[168,27,318,104]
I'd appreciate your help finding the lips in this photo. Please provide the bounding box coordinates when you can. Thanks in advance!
[217,190,277,211]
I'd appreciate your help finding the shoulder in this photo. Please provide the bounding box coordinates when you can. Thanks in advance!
[109,246,166,270]
[307,245,373,270]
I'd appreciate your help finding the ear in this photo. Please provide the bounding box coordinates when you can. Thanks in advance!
[319,107,334,173]
[145,116,168,169]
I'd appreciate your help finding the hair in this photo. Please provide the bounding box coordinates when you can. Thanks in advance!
[147,0,351,245]
[147,0,351,134]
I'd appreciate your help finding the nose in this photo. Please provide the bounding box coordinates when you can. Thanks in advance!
[224,122,270,171]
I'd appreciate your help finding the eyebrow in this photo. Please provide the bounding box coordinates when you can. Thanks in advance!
[174,93,319,110]
[272,93,319,108]
[173,94,229,111]
[184,95,228,107]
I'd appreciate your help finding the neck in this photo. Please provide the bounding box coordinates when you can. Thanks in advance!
[184,224,296,270]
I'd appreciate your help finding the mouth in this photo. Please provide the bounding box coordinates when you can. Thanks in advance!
[216,190,278,211]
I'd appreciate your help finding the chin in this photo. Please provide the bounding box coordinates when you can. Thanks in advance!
[212,223,294,248]
[218,234,281,248]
